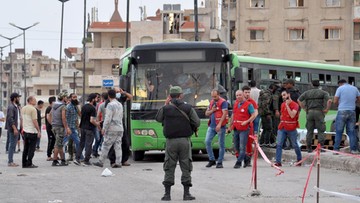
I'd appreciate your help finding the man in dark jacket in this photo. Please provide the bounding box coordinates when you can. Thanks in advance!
[155,86,200,201]
[6,93,22,167]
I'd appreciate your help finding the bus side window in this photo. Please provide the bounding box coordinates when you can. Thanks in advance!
[269,69,277,79]
[318,74,325,84]
[326,75,332,84]
[349,76,355,85]
[286,71,293,80]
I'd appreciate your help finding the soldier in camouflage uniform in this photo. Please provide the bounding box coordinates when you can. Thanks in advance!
[298,80,332,153]
[271,82,282,143]
[258,84,277,146]
[155,86,200,201]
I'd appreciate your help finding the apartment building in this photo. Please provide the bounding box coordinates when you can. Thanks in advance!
[0,49,80,108]
[223,0,358,66]
[83,0,221,93]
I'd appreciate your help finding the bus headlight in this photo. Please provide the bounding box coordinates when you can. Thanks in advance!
[133,129,157,138]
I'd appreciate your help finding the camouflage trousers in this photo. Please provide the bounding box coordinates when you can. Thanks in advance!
[163,137,193,187]
[99,131,123,165]
[306,110,326,148]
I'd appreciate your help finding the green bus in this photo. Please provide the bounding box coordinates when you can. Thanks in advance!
[119,42,242,161]
[234,55,360,131]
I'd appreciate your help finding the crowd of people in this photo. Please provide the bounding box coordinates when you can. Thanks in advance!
[1,77,360,201]
[4,87,132,169]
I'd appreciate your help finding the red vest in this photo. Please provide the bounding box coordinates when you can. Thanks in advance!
[233,100,251,130]
[209,97,228,126]
[278,101,299,131]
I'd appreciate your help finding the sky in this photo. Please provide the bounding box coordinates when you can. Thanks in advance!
[0,0,195,60]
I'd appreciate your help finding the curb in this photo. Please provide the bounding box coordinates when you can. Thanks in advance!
[261,147,360,173]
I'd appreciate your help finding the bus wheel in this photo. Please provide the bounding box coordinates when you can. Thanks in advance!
[133,150,145,161]
[192,150,200,155]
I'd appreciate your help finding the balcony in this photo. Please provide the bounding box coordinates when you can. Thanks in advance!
[74,61,95,71]
[221,2,237,21]
[87,48,125,60]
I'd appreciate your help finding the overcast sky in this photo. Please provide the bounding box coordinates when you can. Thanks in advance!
[0,0,195,60]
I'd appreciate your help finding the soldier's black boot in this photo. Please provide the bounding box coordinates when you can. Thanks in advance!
[183,186,195,201]
[161,185,171,201]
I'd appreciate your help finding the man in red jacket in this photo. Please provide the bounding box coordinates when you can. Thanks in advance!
[205,89,228,168]
[274,90,302,167]
[242,86,259,167]
[227,90,256,168]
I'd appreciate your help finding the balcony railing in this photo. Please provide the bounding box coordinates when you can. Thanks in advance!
[87,48,125,60]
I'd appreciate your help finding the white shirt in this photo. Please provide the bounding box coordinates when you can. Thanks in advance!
[250,87,261,104]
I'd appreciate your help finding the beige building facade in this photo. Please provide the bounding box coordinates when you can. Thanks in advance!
[223,0,358,66]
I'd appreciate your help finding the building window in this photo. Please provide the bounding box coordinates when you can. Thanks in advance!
[250,0,264,8]
[324,28,340,39]
[289,0,304,7]
[37,89,41,96]
[250,30,264,40]
[288,29,304,40]
[325,0,340,7]
[49,89,55,95]
[111,37,123,48]
[354,51,360,61]
[354,23,360,40]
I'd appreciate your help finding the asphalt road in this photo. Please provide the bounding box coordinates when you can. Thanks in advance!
[0,135,359,203]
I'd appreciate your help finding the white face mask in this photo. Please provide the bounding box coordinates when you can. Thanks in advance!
[116,93,121,99]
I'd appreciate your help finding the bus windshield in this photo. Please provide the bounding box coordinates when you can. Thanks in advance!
[131,61,226,110]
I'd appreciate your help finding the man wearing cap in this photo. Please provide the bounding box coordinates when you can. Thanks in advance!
[333,79,360,154]
[283,79,301,102]
[5,93,22,167]
[74,93,100,166]
[50,92,70,166]
[298,80,332,153]
[155,86,200,201]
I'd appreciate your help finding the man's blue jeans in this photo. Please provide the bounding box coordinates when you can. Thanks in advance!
[92,128,103,155]
[275,129,302,164]
[334,110,357,151]
[8,130,19,163]
[233,129,249,163]
[205,126,226,163]
[63,127,80,154]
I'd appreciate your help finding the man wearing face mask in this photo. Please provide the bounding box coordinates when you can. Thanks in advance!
[65,93,81,161]
[107,87,133,166]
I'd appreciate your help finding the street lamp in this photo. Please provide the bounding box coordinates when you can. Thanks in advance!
[0,43,11,109]
[58,0,70,94]
[0,33,22,97]
[82,0,87,105]
[73,71,79,93]
[9,22,39,104]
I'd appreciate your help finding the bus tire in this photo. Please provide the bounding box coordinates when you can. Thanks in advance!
[133,150,145,161]
[192,150,200,155]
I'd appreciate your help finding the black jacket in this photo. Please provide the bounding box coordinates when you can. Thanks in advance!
[5,103,20,132]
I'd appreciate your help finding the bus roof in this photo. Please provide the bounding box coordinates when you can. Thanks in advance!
[132,41,228,51]
[237,55,360,73]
